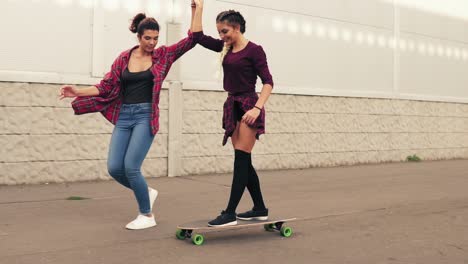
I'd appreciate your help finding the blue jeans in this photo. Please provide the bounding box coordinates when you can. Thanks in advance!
[107,103,155,214]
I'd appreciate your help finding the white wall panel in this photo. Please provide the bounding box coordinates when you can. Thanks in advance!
[1,0,467,102]
[222,0,394,29]
[384,0,468,43]
[399,32,468,99]
[180,0,395,96]
[0,0,92,74]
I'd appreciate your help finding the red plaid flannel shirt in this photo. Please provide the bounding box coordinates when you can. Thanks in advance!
[72,31,202,135]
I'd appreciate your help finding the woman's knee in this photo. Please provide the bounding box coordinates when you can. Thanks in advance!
[107,166,125,178]
[107,159,125,177]
[124,167,141,179]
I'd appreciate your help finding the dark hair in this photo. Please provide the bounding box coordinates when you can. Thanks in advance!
[129,13,160,36]
[216,10,246,33]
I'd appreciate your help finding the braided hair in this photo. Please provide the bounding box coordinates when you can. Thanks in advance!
[216,10,246,67]
[216,10,246,33]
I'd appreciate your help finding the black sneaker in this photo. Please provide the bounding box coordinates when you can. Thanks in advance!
[237,208,269,221]
[208,211,237,227]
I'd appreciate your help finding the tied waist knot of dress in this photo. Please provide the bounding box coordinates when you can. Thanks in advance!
[222,91,266,146]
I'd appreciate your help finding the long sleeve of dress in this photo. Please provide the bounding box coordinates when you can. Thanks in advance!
[196,31,224,52]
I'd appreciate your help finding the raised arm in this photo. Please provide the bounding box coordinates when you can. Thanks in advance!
[191,0,202,32]
[164,1,204,63]
[190,0,224,52]
[190,1,196,30]
[197,34,224,52]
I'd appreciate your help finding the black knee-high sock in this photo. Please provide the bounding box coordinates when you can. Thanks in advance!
[247,164,267,211]
[225,149,251,214]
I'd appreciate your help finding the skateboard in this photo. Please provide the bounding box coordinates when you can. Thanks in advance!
[176,218,297,245]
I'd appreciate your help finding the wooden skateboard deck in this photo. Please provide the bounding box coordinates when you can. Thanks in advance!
[176,218,297,245]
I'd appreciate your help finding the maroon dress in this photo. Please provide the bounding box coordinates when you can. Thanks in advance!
[196,33,274,145]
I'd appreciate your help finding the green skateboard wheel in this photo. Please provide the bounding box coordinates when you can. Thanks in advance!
[192,234,204,245]
[280,226,293,237]
[176,229,186,240]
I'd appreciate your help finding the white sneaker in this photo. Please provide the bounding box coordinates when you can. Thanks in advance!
[149,188,158,211]
[125,214,157,230]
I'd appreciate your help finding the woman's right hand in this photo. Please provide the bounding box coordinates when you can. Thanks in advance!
[193,0,203,8]
[59,85,79,100]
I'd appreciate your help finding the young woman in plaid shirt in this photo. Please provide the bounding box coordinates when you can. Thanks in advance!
[195,6,274,226]
[59,2,204,230]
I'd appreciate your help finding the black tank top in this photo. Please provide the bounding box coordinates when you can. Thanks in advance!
[121,67,154,104]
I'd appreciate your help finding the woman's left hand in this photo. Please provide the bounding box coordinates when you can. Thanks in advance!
[242,107,261,125]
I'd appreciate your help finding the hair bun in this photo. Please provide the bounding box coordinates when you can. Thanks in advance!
[129,13,147,33]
